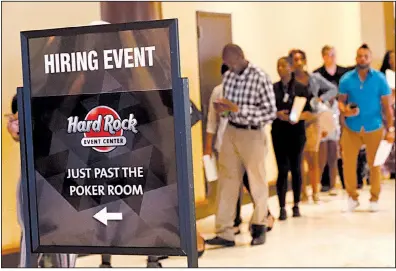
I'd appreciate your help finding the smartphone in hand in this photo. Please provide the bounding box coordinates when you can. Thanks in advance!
[349,102,358,109]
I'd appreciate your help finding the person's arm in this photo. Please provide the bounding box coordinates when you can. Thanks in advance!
[299,111,314,121]
[204,133,215,156]
[257,75,277,122]
[213,74,239,114]
[204,86,221,156]
[313,73,338,102]
[338,76,359,118]
[215,98,239,113]
[379,74,395,143]
[382,95,394,129]
[338,94,348,114]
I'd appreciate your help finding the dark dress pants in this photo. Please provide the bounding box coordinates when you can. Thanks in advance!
[273,135,306,208]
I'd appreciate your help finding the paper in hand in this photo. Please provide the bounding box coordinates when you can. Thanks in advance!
[203,155,218,182]
[289,96,307,123]
[374,140,393,166]
[386,69,395,89]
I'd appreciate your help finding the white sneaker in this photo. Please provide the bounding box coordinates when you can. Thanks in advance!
[345,197,359,212]
[369,201,379,212]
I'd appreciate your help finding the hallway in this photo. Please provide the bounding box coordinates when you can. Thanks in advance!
[76,180,395,268]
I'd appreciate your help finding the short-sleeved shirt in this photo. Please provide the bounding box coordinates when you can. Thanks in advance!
[206,84,223,134]
[339,68,391,132]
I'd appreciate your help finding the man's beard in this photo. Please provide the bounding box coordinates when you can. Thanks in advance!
[357,63,370,70]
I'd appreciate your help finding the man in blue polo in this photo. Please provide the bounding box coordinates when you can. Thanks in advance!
[338,44,394,212]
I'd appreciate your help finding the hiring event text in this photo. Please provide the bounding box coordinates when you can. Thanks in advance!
[44,46,156,74]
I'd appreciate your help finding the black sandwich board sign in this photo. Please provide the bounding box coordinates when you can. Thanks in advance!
[18,19,198,267]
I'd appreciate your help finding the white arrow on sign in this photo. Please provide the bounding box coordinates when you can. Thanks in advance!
[93,207,123,225]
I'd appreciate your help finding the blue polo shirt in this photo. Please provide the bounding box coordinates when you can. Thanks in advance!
[339,68,391,132]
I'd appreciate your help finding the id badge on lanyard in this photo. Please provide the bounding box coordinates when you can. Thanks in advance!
[283,93,290,103]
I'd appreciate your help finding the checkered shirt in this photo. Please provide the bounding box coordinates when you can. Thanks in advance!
[223,63,277,126]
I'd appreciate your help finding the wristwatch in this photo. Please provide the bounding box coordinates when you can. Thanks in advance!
[388,126,395,133]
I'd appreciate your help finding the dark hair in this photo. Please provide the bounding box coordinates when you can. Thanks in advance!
[278,56,292,65]
[11,95,18,114]
[380,50,394,74]
[359,43,370,50]
[288,49,307,61]
[321,45,334,56]
[221,63,229,75]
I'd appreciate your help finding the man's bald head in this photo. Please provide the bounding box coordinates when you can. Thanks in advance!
[222,44,247,73]
[222,44,245,59]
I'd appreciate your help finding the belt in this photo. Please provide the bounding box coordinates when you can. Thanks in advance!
[229,121,262,130]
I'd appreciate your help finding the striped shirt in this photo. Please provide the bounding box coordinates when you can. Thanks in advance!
[223,63,277,126]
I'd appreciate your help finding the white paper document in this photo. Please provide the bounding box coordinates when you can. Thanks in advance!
[289,96,307,123]
[374,140,393,166]
[214,117,228,152]
[386,69,395,89]
[203,155,218,182]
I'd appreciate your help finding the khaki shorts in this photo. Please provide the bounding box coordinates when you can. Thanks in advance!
[304,120,321,153]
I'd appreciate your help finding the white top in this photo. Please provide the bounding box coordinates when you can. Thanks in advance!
[386,69,395,89]
[321,101,341,142]
[206,84,224,134]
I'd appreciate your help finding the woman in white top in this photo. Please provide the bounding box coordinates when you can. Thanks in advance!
[318,98,341,196]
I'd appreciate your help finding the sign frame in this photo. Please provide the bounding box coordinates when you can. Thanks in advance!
[19,19,197,266]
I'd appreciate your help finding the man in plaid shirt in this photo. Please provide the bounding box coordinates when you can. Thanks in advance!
[206,44,277,247]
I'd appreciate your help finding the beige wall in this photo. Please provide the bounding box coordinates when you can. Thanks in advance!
[1,1,100,252]
[360,2,388,68]
[163,2,362,84]
[162,1,363,192]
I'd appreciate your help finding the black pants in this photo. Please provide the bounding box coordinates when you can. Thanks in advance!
[234,173,271,227]
[322,159,346,189]
[273,136,305,208]
[326,151,368,190]
[357,148,369,186]
[321,164,331,189]
[338,159,345,189]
